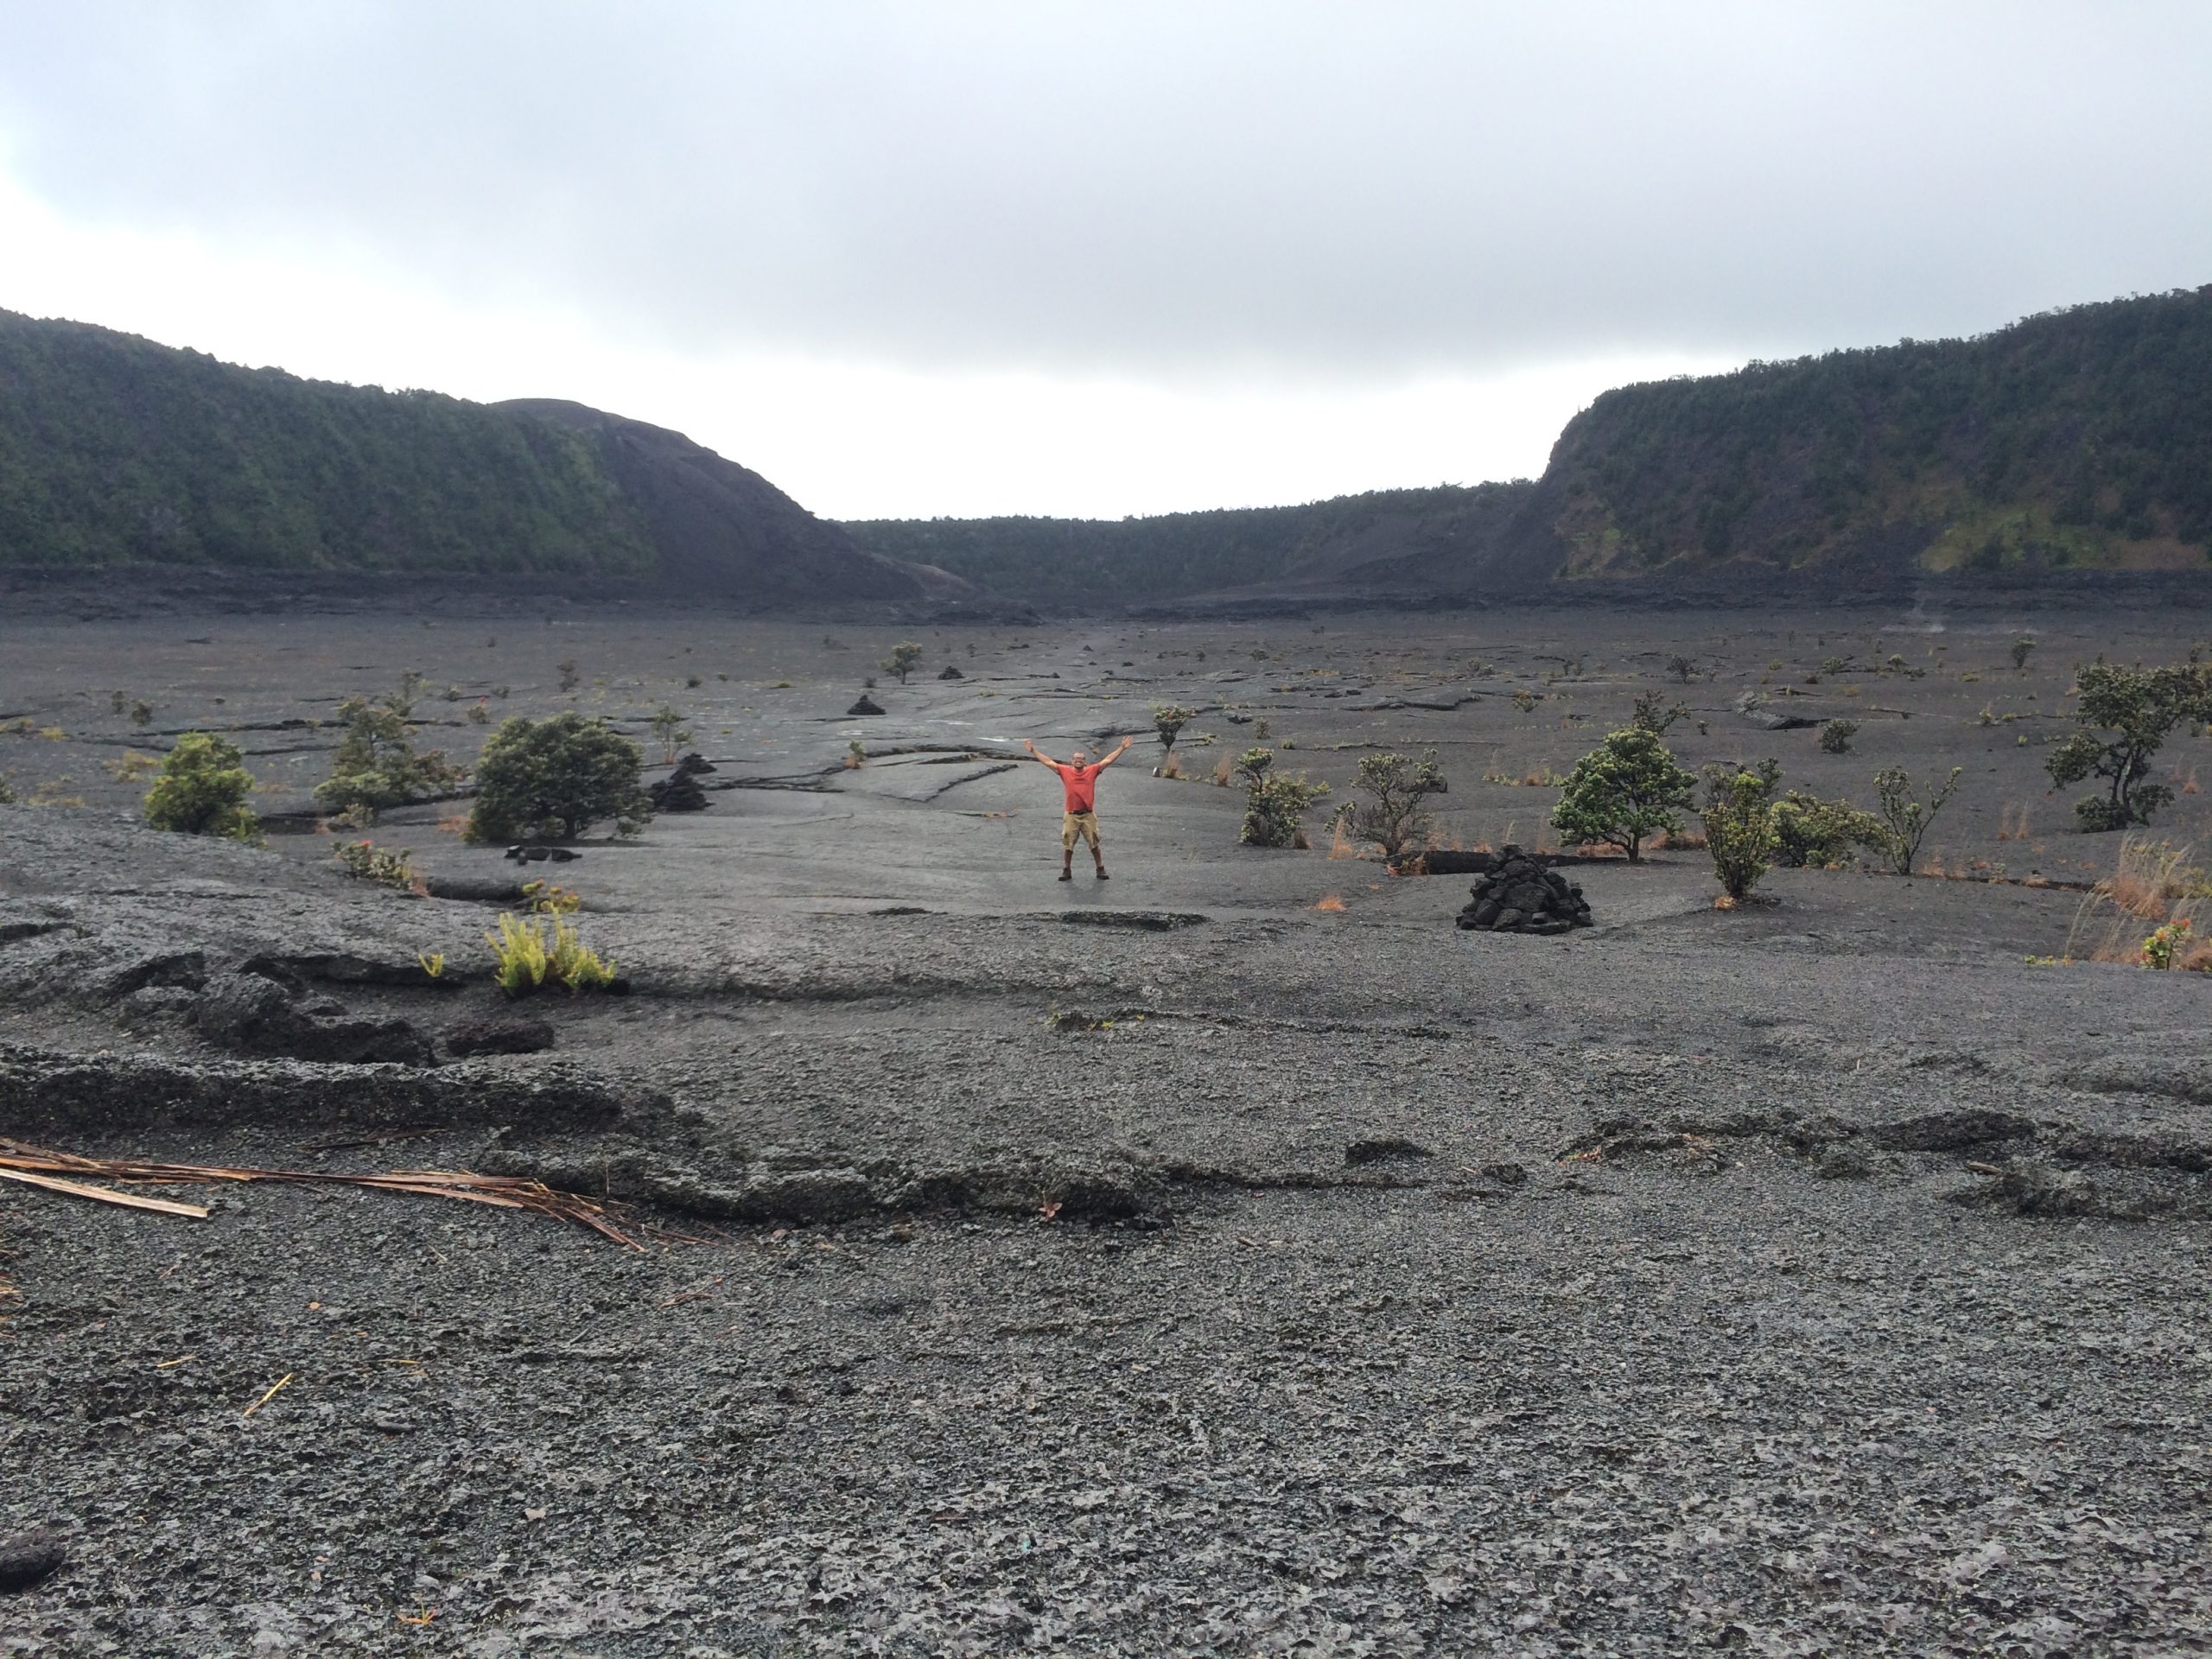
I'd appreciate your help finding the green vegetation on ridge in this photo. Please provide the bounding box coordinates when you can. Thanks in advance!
[843,483,1530,606]
[1547,286,2212,575]
[0,310,654,575]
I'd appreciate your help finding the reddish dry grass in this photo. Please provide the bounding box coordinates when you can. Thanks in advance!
[435,814,469,836]
[1313,894,1348,912]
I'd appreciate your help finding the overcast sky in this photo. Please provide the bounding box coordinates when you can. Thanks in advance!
[3,2,2209,519]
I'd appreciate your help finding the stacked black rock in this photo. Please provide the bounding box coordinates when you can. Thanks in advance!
[938,664,965,679]
[848,693,886,715]
[649,752,716,812]
[1455,845,1593,935]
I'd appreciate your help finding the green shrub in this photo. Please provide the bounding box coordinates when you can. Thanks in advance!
[1873,766,1963,875]
[1334,748,1446,857]
[648,702,692,765]
[1700,766,1778,901]
[1236,747,1330,849]
[880,642,924,683]
[314,692,462,820]
[332,838,417,891]
[486,912,616,996]
[1551,728,1697,862]
[1818,718,1859,753]
[1770,791,1887,868]
[1150,702,1195,754]
[465,713,651,843]
[143,733,261,842]
[2011,636,2036,671]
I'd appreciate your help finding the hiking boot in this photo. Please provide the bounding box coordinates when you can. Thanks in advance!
[1058,870,1072,881]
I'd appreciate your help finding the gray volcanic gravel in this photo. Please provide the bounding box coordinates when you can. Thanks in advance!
[2,603,2210,1655]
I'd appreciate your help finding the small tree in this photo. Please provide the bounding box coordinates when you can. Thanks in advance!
[1666,654,1698,683]
[1551,728,1697,862]
[2011,636,2036,671]
[143,733,261,843]
[881,642,925,684]
[1236,747,1330,849]
[2045,661,2212,830]
[315,693,462,820]
[557,660,581,694]
[1873,765,1962,875]
[1335,748,1446,858]
[466,714,652,843]
[1700,766,1777,902]
[1631,691,1687,734]
[1818,718,1859,754]
[649,703,692,766]
[1150,702,1194,756]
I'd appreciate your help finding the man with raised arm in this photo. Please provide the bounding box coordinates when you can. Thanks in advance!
[1021,735,1135,880]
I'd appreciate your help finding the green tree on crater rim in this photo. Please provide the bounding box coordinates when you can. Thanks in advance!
[143,732,261,844]
[315,692,463,822]
[466,713,652,843]
[2045,660,2212,831]
[1336,748,1447,859]
[1551,728,1697,862]
[880,642,925,684]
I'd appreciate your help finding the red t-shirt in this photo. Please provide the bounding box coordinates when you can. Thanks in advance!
[1051,763,1103,812]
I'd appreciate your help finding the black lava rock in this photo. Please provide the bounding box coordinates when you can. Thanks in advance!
[938,664,965,679]
[649,752,717,812]
[193,968,433,1065]
[442,1013,557,1058]
[848,694,887,716]
[0,1530,67,1593]
[1455,846,1593,934]
[504,845,581,863]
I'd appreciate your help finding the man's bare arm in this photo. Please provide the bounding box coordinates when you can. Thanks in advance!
[1020,739,1064,767]
[1091,736,1138,771]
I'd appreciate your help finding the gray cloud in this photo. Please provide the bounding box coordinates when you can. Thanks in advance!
[3,1,2210,383]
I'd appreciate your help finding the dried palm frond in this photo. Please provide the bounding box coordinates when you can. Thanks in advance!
[0,1141,639,1248]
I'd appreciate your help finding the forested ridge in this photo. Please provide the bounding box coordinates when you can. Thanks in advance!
[849,287,2212,601]
[1545,284,2212,578]
[0,310,656,575]
[843,482,1535,607]
[5,287,2207,603]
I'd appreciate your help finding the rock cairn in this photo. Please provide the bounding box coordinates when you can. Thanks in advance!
[937,664,965,680]
[1455,845,1593,935]
[847,693,886,716]
[649,752,716,812]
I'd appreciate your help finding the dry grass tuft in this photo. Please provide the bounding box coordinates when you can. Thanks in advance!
[1996,802,2031,842]
[2063,836,2207,964]
[435,813,469,836]
[1157,752,1185,780]
[1326,819,1358,860]
[1313,893,1348,912]
[1211,754,1234,787]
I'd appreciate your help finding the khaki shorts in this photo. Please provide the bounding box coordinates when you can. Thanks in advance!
[1061,810,1100,851]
